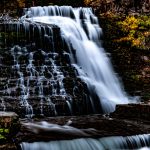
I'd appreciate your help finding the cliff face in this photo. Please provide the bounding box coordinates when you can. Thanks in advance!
[0,22,97,117]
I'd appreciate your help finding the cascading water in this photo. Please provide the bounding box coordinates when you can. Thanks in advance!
[1,6,148,150]
[22,6,129,113]
[0,21,74,117]
[20,121,150,150]
[21,134,150,150]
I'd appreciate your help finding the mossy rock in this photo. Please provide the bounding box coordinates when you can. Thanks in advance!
[0,112,19,141]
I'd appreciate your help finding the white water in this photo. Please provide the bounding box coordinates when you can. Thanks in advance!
[23,6,130,113]
[21,134,150,150]
[4,43,69,117]
[20,121,150,150]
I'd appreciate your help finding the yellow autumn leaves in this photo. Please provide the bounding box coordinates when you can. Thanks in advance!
[117,15,150,49]
[17,0,25,8]
[84,0,92,5]
[121,16,139,31]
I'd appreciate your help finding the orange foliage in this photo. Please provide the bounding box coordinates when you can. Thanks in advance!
[17,0,25,8]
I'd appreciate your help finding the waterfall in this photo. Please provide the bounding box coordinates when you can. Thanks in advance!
[0,22,70,117]
[22,6,129,113]
[21,134,150,150]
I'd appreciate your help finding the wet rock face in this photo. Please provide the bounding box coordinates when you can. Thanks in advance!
[0,143,17,150]
[0,22,97,117]
[15,114,150,143]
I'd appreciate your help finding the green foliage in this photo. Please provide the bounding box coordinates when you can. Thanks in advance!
[0,129,9,133]
[0,134,6,139]
[131,75,141,81]
[0,128,9,140]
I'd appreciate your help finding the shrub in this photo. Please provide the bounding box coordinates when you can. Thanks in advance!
[117,15,150,49]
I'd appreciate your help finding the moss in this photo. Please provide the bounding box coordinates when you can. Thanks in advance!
[0,134,6,139]
[0,128,9,133]
[0,128,9,140]
[131,75,141,81]
[145,93,150,100]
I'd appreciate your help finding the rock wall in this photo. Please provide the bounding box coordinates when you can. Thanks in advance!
[0,22,100,117]
[112,103,150,120]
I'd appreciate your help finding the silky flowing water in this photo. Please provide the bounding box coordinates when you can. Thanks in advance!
[21,134,150,150]
[1,5,147,150]
[20,121,150,150]
[21,6,131,114]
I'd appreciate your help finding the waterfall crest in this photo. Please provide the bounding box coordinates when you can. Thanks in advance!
[23,6,129,113]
